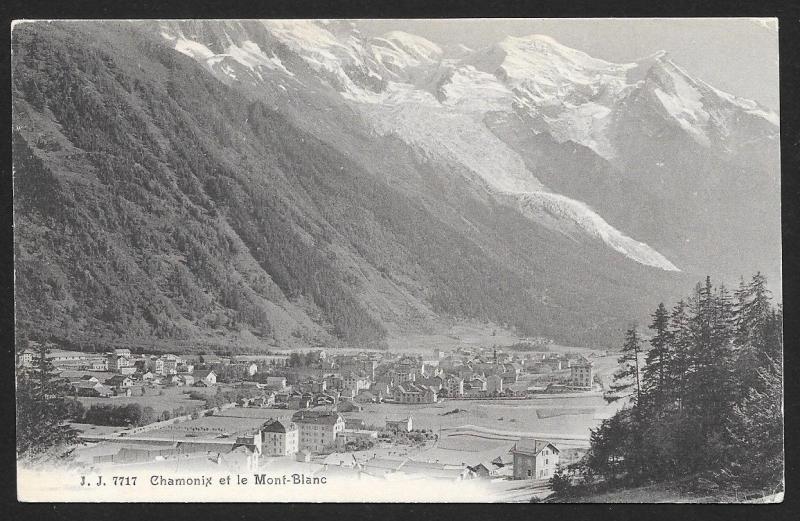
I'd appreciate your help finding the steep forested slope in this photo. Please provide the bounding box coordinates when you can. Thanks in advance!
[12,22,689,350]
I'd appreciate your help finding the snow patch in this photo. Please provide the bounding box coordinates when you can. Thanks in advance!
[225,40,295,76]
[173,37,215,60]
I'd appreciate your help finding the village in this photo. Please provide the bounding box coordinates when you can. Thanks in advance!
[18,341,617,501]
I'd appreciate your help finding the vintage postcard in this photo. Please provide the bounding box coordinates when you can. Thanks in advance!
[12,18,782,502]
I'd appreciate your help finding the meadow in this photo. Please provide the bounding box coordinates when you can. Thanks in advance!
[342,393,619,440]
[76,384,232,414]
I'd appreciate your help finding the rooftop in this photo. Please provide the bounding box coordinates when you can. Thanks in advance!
[512,438,560,456]
[261,418,296,433]
[291,410,343,425]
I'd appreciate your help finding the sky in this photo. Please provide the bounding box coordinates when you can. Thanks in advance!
[354,18,779,111]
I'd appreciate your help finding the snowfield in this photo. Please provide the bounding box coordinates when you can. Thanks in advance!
[160,20,778,273]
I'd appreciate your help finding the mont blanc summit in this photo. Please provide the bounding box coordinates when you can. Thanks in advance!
[160,20,777,277]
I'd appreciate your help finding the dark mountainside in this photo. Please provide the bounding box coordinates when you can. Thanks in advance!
[14,22,704,352]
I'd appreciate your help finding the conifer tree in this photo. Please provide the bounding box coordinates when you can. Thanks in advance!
[725,357,783,490]
[667,299,692,412]
[736,272,772,350]
[16,340,80,462]
[643,303,671,410]
[733,273,778,397]
[605,327,642,405]
[578,273,783,495]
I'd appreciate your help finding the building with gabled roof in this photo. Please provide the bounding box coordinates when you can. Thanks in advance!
[467,461,496,478]
[104,375,133,388]
[193,369,217,386]
[72,381,114,397]
[393,383,437,404]
[511,438,560,480]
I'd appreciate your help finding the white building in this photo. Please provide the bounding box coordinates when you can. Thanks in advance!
[292,410,345,454]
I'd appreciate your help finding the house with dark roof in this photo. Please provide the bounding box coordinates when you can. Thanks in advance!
[393,383,437,404]
[72,381,114,397]
[104,375,134,389]
[260,418,299,456]
[467,461,496,478]
[193,369,217,386]
[511,438,560,480]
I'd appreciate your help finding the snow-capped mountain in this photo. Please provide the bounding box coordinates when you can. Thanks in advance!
[154,19,779,278]
[13,20,779,350]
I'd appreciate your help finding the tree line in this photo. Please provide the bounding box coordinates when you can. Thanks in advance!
[552,273,783,498]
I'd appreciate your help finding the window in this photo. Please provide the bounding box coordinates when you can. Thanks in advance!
[527,470,532,477]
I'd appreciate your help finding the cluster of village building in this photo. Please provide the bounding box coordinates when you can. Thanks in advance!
[274,346,597,406]
[18,342,599,484]
[18,343,597,402]
[19,347,225,397]
[84,405,564,485]
[88,420,564,485]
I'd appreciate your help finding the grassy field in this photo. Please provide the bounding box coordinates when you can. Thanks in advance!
[130,406,293,440]
[76,385,233,414]
[344,394,615,437]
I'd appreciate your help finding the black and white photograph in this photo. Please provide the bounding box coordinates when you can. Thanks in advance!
[12,18,783,502]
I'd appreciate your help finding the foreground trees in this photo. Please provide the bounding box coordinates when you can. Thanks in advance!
[16,340,80,462]
[568,273,783,496]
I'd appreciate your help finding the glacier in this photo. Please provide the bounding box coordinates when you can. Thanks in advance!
[157,21,774,273]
